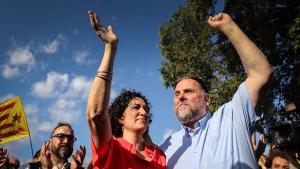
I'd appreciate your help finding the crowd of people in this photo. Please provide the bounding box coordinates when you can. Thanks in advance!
[252,133,299,169]
[1,122,86,169]
[0,10,299,169]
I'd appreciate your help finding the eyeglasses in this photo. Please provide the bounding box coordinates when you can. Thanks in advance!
[51,133,77,142]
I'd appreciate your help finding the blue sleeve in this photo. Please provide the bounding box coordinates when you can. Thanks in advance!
[231,82,256,134]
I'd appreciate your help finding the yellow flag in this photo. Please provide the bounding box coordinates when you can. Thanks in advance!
[0,96,29,144]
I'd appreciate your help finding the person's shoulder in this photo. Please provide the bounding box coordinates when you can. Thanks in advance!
[19,162,41,169]
[165,129,182,141]
[148,144,166,157]
[160,129,182,148]
[212,102,229,117]
[212,82,249,115]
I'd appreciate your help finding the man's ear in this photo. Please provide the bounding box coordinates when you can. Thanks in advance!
[205,93,211,106]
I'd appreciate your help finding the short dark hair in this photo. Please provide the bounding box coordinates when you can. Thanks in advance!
[174,76,208,93]
[50,122,74,137]
[265,149,289,168]
[33,149,41,158]
[109,89,152,137]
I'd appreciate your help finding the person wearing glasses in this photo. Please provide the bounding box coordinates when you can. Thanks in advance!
[86,11,166,169]
[21,122,86,169]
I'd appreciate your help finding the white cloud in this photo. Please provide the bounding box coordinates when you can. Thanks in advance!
[73,51,93,65]
[0,93,15,103]
[65,76,91,99]
[9,46,35,68]
[52,98,76,110]
[48,98,81,123]
[32,72,69,98]
[47,75,90,124]
[38,121,54,132]
[163,128,176,140]
[1,46,36,79]
[1,65,19,79]
[24,104,39,116]
[42,34,65,54]
[26,115,49,140]
[31,72,92,127]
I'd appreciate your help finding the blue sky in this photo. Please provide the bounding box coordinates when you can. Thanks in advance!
[0,0,189,164]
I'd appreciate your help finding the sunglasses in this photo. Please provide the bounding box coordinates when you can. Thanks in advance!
[51,133,77,142]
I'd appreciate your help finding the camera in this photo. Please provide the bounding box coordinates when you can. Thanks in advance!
[271,109,300,152]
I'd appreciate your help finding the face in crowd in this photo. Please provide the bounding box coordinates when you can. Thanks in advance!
[174,78,210,127]
[271,156,289,169]
[109,89,152,137]
[50,125,76,160]
[119,97,150,135]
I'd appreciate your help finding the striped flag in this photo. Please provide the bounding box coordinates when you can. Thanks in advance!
[0,96,29,144]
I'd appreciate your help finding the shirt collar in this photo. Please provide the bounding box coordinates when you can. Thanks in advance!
[53,162,70,169]
[181,112,212,134]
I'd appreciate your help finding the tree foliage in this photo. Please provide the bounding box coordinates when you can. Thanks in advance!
[159,0,216,87]
[159,0,300,139]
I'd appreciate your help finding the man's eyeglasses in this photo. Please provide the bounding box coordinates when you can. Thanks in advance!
[51,133,77,142]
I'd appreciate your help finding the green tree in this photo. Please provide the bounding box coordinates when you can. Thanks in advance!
[159,0,300,138]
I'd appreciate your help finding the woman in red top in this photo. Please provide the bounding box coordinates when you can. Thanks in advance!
[86,11,166,169]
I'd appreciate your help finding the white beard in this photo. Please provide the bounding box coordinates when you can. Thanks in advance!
[176,104,207,126]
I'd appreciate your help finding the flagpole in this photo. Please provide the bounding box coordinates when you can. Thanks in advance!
[23,110,34,158]
[28,128,34,158]
[19,96,34,158]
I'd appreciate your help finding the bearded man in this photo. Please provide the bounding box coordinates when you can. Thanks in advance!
[160,13,272,169]
[21,122,86,169]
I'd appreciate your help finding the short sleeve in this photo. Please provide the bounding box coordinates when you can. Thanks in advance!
[231,82,256,134]
[91,136,116,169]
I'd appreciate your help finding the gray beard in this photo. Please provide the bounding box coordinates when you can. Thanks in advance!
[176,104,207,126]
[52,146,73,160]
[176,110,203,126]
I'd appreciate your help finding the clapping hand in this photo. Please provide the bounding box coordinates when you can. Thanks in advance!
[40,141,53,169]
[70,145,86,169]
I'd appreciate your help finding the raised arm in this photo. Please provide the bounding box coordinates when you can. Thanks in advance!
[86,10,118,149]
[207,13,272,108]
